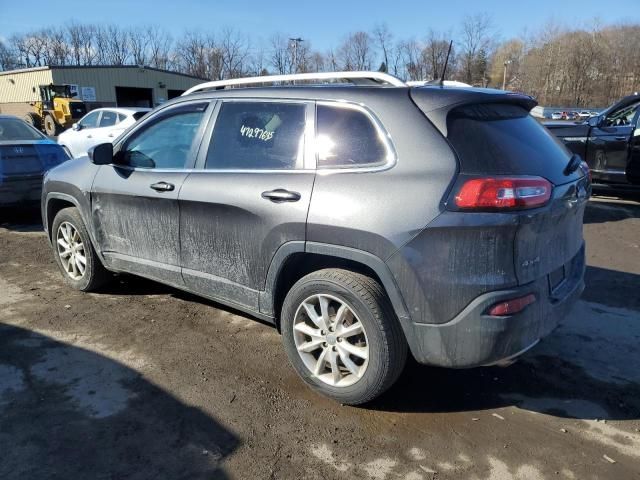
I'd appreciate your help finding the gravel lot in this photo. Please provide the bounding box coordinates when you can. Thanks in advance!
[1,193,639,480]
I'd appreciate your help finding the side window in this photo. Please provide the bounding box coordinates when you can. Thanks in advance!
[205,102,306,170]
[316,104,389,168]
[99,110,118,128]
[120,103,208,169]
[79,110,100,129]
[117,113,127,123]
[604,103,640,127]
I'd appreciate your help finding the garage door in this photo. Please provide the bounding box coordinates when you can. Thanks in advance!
[115,87,153,108]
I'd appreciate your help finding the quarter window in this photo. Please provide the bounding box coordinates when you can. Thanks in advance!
[205,102,306,170]
[120,103,208,169]
[316,104,388,168]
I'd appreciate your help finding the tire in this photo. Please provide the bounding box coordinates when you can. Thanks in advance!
[51,207,110,291]
[281,268,407,405]
[43,113,60,136]
[23,112,41,129]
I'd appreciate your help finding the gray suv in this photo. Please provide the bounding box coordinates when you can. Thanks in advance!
[42,72,589,405]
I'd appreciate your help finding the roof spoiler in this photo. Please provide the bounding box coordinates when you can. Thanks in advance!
[410,88,537,136]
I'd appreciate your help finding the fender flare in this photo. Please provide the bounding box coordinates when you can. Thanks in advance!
[45,192,106,264]
[259,241,411,324]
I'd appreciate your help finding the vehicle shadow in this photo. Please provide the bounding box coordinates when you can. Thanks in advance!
[584,265,640,311]
[0,323,239,480]
[368,266,640,421]
[0,206,43,233]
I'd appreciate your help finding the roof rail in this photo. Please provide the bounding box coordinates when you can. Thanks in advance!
[182,71,407,95]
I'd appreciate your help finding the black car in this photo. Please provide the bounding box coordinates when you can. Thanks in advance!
[545,94,640,186]
[41,72,589,404]
[0,115,70,207]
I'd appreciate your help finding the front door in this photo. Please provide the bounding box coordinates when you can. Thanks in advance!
[91,101,211,285]
[588,102,638,183]
[179,100,315,311]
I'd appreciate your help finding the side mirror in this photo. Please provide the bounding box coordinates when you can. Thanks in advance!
[588,116,601,127]
[72,123,81,131]
[88,143,113,165]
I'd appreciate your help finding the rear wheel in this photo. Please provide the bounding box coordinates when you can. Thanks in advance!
[43,113,60,136]
[281,269,407,405]
[52,207,110,291]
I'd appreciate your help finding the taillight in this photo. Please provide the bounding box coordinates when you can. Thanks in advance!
[454,177,552,210]
[487,294,536,316]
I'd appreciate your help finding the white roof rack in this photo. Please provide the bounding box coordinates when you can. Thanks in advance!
[182,71,407,95]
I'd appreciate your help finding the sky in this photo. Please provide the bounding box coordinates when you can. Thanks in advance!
[1,0,638,50]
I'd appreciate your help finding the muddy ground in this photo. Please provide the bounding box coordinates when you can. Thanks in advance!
[1,192,639,480]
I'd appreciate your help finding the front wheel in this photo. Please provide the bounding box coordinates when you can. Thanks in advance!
[281,269,407,405]
[43,114,60,136]
[51,207,110,291]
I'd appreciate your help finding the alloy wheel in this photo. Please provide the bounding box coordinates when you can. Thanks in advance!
[293,294,369,387]
[56,221,86,280]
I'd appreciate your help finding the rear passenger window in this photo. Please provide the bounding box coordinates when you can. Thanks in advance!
[99,110,118,127]
[205,102,306,170]
[316,104,388,168]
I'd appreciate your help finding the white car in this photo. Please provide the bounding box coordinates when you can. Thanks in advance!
[58,107,151,158]
[551,112,563,120]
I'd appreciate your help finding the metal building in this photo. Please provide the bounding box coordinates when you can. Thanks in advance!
[0,65,204,118]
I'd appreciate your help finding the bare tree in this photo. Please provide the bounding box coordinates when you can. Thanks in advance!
[270,33,294,74]
[459,13,495,85]
[372,23,393,72]
[146,26,173,70]
[338,31,375,70]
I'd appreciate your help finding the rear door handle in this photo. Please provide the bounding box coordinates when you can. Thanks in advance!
[615,136,628,141]
[261,189,301,202]
[150,181,175,192]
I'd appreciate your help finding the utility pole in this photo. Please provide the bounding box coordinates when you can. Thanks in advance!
[502,60,512,91]
[289,37,304,74]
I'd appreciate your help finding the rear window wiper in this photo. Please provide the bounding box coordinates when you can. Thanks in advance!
[563,154,582,176]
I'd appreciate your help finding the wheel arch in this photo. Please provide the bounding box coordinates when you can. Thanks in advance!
[45,193,105,264]
[261,241,411,331]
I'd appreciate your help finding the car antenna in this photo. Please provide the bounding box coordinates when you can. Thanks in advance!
[439,40,453,86]
[426,40,453,87]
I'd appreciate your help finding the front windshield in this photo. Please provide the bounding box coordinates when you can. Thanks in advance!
[0,118,46,141]
[51,85,74,98]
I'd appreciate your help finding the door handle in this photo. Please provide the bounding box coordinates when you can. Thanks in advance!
[150,181,175,192]
[87,135,93,138]
[615,136,628,141]
[261,189,301,202]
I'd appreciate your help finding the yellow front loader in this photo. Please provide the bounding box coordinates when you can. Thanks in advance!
[24,84,88,136]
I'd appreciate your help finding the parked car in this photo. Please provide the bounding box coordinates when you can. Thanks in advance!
[545,93,640,186]
[578,111,591,119]
[0,115,69,207]
[42,72,589,405]
[551,111,563,120]
[58,107,151,158]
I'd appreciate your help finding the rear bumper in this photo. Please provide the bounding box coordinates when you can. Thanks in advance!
[0,176,43,206]
[407,244,585,367]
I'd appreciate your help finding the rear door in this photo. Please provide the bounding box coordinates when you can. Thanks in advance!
[627,111,640,184]
[91,101,211,285]
[178,100,315,311]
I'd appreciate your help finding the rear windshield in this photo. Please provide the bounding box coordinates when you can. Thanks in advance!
[447,104,576,185]
[132,112,148,121]
[0,118,45,141]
